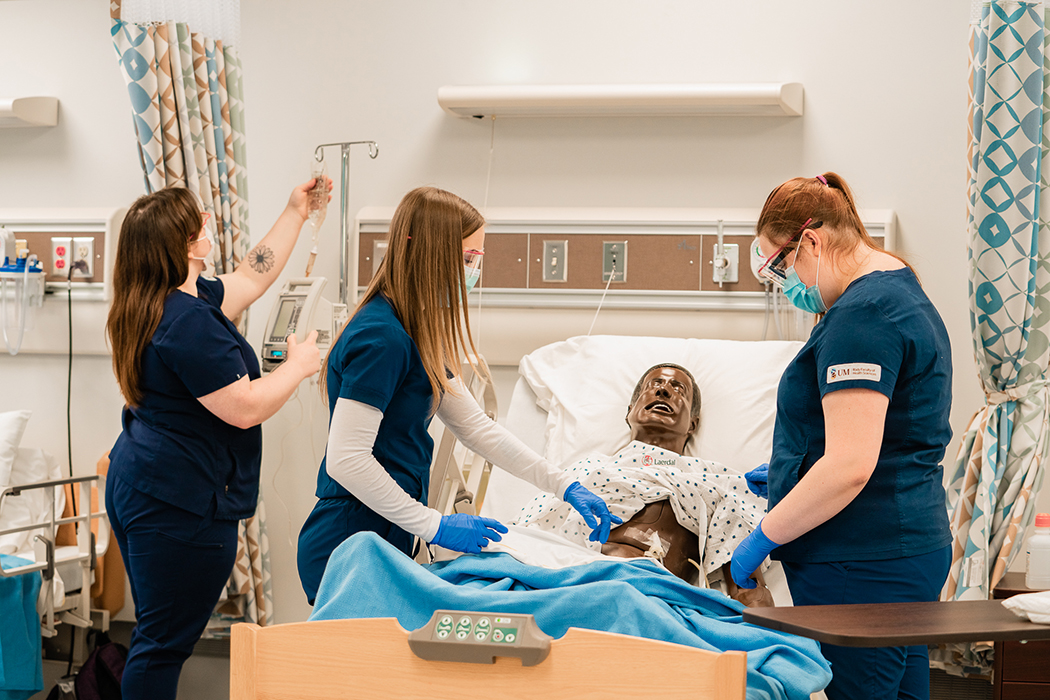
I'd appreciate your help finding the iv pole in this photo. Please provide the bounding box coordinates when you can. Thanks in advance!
[313,140,379,306]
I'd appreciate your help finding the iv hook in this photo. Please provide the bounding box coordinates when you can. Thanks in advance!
[315,141,379,161]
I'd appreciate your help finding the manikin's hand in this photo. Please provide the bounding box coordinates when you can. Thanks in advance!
[723,565,776,608]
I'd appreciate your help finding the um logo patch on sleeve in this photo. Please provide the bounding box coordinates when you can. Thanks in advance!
[827,363,882,383]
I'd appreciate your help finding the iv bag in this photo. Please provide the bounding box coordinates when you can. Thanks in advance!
[307,160,329,232]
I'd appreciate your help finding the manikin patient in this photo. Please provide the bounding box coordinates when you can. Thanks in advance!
[516,363,774,607]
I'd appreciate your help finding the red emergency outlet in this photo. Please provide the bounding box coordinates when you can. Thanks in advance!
[56,246,66,256]
[55,260,65,269]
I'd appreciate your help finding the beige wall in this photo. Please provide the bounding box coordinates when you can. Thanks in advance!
[2,0,1039,637]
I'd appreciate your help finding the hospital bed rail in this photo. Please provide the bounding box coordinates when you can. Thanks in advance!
[0,474,110,637]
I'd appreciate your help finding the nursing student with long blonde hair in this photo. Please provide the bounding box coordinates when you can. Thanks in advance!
[297,186,619,604]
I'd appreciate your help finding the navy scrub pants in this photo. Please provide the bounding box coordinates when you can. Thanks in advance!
[106,473,238,700]
[297,496,414,605]
[781,545,951,700]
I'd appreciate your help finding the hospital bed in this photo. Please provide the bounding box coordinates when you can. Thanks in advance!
[481,334,803,603]
[0,409,113,691]
[231,335,820,699]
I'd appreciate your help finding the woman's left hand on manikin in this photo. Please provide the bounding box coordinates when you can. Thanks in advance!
[563,482,623,544]
[286,177,334,222]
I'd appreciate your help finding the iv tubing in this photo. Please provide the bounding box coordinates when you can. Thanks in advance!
[586,261,616,336]
[1,263,31,355]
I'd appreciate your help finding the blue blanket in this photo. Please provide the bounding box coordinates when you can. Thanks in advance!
[0,554,42,700]
[311,533,830,700]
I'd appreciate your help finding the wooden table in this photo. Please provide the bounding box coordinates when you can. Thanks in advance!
[742,598,1050,648]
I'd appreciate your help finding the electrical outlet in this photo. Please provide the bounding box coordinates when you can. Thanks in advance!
[72,237,94,278]
[542,240,568,283]
[372,239,388,278]
[51,236,71,277]
[602,241,627,283]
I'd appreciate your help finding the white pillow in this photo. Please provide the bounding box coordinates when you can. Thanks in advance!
[0,447,64,556]
[518,335,804,474]
[0,409,31,490]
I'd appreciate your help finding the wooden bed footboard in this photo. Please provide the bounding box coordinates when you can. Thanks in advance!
[231,618,747,699]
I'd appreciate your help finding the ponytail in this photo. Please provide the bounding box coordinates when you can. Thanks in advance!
[757,172,915,278]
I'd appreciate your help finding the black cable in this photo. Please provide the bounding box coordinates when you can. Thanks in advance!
[66,261,86,515]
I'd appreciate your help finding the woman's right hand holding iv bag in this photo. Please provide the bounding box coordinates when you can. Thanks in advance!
[431,513,509,554]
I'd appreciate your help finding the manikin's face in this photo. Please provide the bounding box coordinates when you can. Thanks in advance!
[625,367,698,444]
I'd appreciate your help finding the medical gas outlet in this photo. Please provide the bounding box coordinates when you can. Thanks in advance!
[603,241,627,283]
[711,243,739,286]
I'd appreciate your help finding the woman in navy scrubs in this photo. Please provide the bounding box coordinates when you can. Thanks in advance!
[730,173,953,700]
[297,186,619,604]
[105,181,326,699]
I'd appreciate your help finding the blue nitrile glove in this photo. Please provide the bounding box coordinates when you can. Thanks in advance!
[745,463,769,499]
[730,520,779,589]
[431,514,509,554]
[563,482,623,543]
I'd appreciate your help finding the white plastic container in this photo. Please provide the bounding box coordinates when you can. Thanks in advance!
[1026,512,1050,590]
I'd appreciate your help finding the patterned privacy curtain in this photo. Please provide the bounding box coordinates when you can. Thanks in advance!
[109,0,273,636]
[109,0,249,282]
[933,0,1050,675]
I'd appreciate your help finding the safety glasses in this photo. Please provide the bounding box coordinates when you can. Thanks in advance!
[756,218,822,287]
[463,248,485,272]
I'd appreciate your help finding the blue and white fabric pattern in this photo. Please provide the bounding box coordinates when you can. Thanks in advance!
[935,0,1050,674]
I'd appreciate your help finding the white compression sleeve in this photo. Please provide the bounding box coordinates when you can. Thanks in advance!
[325,398,444,542]
[436,378,575,498]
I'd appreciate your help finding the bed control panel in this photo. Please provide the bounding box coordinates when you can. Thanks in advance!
[407,610,552,666]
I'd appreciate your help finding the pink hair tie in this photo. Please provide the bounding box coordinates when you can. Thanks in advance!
[815,175,828,186]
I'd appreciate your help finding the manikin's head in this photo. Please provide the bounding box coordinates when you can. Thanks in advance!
[625,363,701,455]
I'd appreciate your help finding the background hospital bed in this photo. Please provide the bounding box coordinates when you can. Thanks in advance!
[0,409,117,694]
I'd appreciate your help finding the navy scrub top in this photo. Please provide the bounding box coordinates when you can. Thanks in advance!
[108,277,262,520]
[315,294,435,505]
[768,267,953,563]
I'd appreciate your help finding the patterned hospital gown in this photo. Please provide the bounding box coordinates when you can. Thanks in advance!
[514,441,765,578]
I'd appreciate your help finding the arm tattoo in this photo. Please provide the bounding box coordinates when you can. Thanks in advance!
[248,244,275,274]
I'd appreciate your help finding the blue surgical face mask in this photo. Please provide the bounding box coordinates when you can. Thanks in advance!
[464,265,481,295]
[781,248,827,314]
